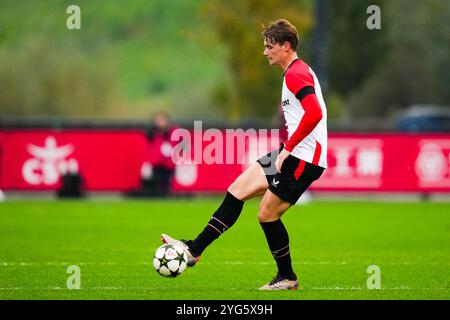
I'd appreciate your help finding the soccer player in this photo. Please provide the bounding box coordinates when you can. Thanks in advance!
[161,19,327,290]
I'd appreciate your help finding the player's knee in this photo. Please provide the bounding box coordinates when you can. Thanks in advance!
[257,204,274,222]
[228,180,259,201]
[227,181,245,200]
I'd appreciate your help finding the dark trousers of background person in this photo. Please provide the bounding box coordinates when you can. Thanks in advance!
[146,165,174,198]
[57,173,85,198]
[126,165,174,198]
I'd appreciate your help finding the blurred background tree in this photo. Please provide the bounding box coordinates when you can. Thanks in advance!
[0,0,448,122]
[0,37,120,119]
[345,0,450,118]
[201,0,313,121]
[0,0,226,120]
[327,0,387,119]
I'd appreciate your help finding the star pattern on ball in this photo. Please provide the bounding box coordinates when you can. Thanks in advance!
[160,257,169,267]
[173,250,186,264]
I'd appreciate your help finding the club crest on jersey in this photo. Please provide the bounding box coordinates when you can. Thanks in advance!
[282,99,290,107]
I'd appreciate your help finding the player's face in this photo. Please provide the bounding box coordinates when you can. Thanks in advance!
[263,39,287,67]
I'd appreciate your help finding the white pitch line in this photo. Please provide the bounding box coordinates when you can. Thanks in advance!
[0,262,119,266]
[1,261,448,267]
[0,287,447,291]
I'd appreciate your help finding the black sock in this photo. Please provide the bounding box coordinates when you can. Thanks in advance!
[260,219,296,280]
[188,192,244,256]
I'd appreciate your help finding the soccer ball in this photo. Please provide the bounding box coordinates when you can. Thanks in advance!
[153,244,188,277]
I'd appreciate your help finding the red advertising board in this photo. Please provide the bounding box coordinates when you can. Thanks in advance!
[314,134,450,191]
[0,130,449,193]
[0,131,146,191]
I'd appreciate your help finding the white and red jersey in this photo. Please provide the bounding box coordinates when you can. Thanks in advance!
[281,59,327,168]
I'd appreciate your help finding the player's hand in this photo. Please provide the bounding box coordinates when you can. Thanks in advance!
[275,148,290,173]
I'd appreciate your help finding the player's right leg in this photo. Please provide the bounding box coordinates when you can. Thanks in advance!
[161,162,269,267]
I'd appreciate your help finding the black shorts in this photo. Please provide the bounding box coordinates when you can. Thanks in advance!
[257,146,325,205]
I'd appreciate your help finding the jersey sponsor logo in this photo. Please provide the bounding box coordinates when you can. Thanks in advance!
[282,99,290,107]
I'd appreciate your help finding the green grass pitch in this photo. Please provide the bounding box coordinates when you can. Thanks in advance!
[0,199,449,300]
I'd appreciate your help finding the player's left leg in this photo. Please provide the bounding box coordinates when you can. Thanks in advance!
[258,157,325,290]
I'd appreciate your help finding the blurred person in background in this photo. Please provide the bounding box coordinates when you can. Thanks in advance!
[139,111,177,198]
[57,159,85,199]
